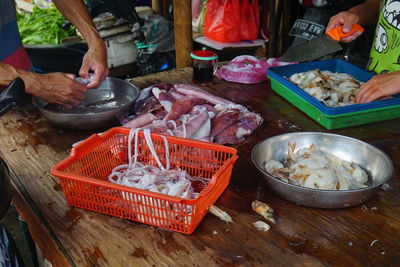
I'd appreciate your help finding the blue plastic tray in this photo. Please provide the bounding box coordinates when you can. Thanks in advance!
[267,59,400,115]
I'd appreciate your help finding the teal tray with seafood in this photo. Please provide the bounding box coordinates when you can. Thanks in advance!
[267,59,400,129]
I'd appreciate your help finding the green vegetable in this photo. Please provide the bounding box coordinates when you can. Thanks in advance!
[17,5,76,45]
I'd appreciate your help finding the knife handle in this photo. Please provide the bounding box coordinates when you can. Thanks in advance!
[326,24,364,41]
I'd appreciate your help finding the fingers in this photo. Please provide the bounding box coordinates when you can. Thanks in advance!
[326,11,361,42]
[356,84,372,103]
[342,20,355,33]
[57,89,86,107]
[326,18,342,32]
[341,30,362,43]
[87,66,108,89]
[356,77,383,103]
[79,61,91,79]
[326,12,347,32]
[65,73,76,80]
[356,76,389,103]
[52,74,88,106]
[79,46,109,88]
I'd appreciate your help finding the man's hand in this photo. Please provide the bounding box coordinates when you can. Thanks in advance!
[326,0,380,42]
[326,11,362,42]
[52,0,109,89]
[79,42,109,89]
[356,71,400,103]
[27,72,88,108]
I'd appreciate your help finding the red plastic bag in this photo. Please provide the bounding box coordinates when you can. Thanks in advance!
[240,0,259,40]
[204,0,260,43]
[204,0,241,43]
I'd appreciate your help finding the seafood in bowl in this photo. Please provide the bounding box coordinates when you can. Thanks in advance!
[264,142,369,190]
[251,132,393,208]
[288,69,363,107]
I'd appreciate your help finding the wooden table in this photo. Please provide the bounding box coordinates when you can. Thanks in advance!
[1,68,399,266]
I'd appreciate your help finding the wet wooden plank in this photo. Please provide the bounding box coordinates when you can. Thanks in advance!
[0,69,399,266]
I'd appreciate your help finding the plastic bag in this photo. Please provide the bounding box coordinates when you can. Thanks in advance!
[133,14,175,53]
[192,0,207,34]
[215,56,295,84]
[204,0,241,43]
[204,0,260,43]
[240,0,260,41]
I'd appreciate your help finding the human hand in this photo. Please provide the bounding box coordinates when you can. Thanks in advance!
[356,71,400,103]
[28,72,88,108]
[326,11,362,42]
[79,41,108,89]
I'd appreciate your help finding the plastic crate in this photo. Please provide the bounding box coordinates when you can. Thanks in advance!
[51,127,238,234]
[267,59,400,129]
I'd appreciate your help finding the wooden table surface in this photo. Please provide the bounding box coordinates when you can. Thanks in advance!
[1,68,399,266]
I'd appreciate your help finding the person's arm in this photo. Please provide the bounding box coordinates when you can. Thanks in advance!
[1,62,87,107]
[356,71,400,103]
[326,0,381,42]
[52,0,108,88]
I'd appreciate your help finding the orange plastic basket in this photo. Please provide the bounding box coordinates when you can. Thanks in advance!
[51,127,238,234]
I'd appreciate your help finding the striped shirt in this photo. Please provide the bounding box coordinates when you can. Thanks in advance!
[0,0,32,71]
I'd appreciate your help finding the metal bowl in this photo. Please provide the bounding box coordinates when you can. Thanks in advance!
[251,132,393,209]
[33,77,140,129]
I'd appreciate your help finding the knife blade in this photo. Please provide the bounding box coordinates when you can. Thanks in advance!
[280,24,364,62]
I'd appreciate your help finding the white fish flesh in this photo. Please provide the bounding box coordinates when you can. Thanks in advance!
[264,143,369,190]
[288,69,363,107]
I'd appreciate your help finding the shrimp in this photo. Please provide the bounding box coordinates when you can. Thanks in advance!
[263,142,370,190]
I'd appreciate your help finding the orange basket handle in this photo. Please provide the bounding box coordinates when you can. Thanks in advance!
[69,133,104,157]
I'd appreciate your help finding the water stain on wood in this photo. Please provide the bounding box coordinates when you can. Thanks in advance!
[86,246,107,266]
[64,208,82,231]
[156,231,189,255]
[53,183,62,191]
[378,191,400,206]
[16,119,43,148]
[288,234,307,247]
[131,247,148,259]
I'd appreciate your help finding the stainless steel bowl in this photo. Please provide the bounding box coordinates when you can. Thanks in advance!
[251,132,393,209]
[33,77,140,129]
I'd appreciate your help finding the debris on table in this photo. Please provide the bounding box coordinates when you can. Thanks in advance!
[370,240,379,247]
[209,205,233,223]
[381,183,392,191]
[361,205,368,212]
[253,221,270,232]
[251,200,277,224]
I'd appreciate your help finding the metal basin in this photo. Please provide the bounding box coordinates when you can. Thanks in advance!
[33,77,140,129]
[251,132,393,209]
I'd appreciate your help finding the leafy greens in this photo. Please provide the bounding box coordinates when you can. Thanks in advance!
[17,5,76,45]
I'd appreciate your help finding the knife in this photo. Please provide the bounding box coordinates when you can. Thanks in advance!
[280,24,364,62]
